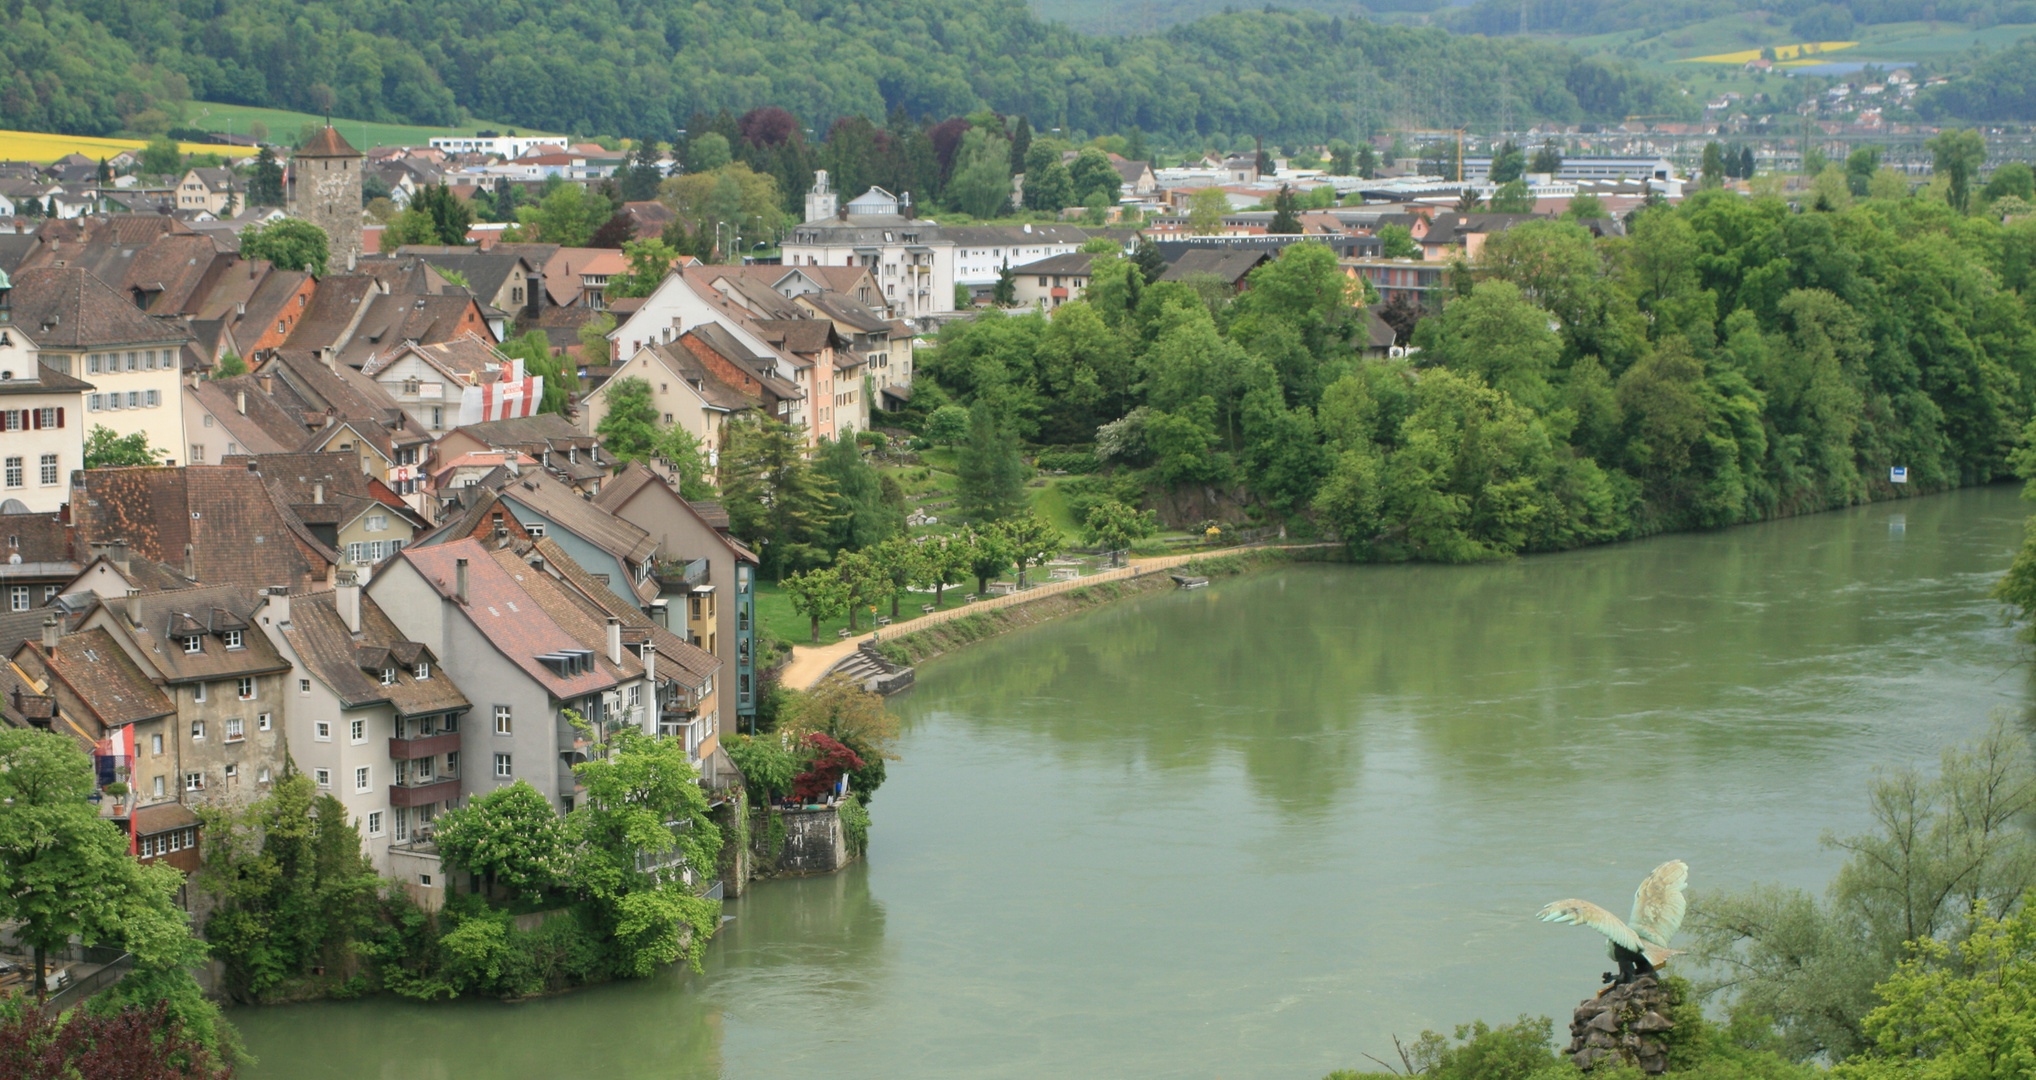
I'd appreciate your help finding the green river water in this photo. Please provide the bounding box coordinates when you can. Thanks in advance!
[231,485,2036,1080]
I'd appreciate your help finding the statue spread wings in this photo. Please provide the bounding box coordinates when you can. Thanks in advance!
[1537,860,1688,984]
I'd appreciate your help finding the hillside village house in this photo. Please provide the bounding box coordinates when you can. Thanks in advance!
[174,168,242,216]
[80,585,293,809]
[0,271,93,512]
[576,337,760,471]
[1007,252,1097,310]
[261,578,472,873]
[9,266,186,465]
[779,176,954,319]
[368,538,651,817]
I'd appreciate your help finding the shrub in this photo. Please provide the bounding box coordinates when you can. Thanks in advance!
[1033,449,1100,473]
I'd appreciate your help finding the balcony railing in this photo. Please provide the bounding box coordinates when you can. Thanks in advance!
[655,557,711,589]
[389,731,460,760]
[388,777,460,807]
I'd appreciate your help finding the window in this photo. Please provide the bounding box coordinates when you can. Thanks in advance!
[315,721,332,742]
[151,733,163,755]
[431,406,443,429]
[258,712,271,731]
[419,873,434,888]
[190,444,205,464]
[125,352,137,371]
[146,389,160,408]
[394,809,409,842]
[314,768,331,788]
[127,392,140,409]
[192,680,206,702]
[5,457,21,488]
[43,585,58,601]
[190,720,204,741]
[258,766,270,784]
[354,767,371,793]
[88,354,101,374]
[37,454,56,486]
[152,775,165,798]
[445,751,459,777]
[8,587,25,612]
[300,678,311,695]
[494,705,511,735]
[366,514,387,532]
[222,629,242,649]
[350,718,366,742]
[494,753,512,778]
[224,763,238,784]
[442,712,458,732]
[414,661,431,680]
[367,811,384,837]
[381,667,397,686]
[225,717,243,742]
[184,636,202,654]
[185,771,204,792]
[627,684,641,708]
[237,677,254,700]
[415,756,435,781]
[526,523,545,538]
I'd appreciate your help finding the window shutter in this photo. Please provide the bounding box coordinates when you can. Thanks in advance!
[55,408,63,428]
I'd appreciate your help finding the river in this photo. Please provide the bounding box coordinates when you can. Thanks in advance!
[231,485,2035,1080]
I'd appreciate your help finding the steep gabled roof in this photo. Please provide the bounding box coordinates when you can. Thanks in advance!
[297,127,361,158]
[282,590,472,715]
[72,466,337,592]
[30,626,175,728]
[9,267,192,350]
[397,538,620,699]
[527,537,718,685]
[116,585,293,683]
[495,469,658,572]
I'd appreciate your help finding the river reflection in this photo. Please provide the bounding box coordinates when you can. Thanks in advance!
[233,486,2033,1080]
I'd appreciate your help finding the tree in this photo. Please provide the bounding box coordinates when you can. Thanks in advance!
[1531,141,1564,175]
[1702,141,1727,188]
[0,732,208,1005]
[914,533,969,606]
[1067,148,1119,206]
[238,218,330,274]
[1187,186,1231,234]
[1565,192,1608,220]
[1378,223,1420,259]
[1132,238,1167,284]
[411,183,476,246]
[1833,896,2036,1080]
[954,405,1028,522]
[1452,188,1485,214]
[783,566,850,642]
[992,264,1017,306]
[567,730,720,976]
[946,127,1013,218]
[1268,185,1302,234]
[782,675,899,798]
[1983,161,2035,205]
[618,140,666,203]
[434,780,570,902]
[0,1000,233,1079]
[959,525,1013,596]
[1488,179,1534,213]
[497,330,571,415]
[719,416,837,577]
[1693,719,2036,1062]
[1489,140,1526,184]
[248,147,285,207]
[212,354,247,379]
[1356,143,1379,179]
[1845,147,1881,198]
[924,403,971,446]
[815,433,901,553]
[1928,129,1986,213]
[84,425,165,468]
[1083,499,1153,565]
[605,238,680,300]
[516,182,612,246]
[594,376,661,461]
[997,511,1063,588]
[688,132,732,172]
[867,536,925,619]
[139,134,181,176]
[1023,141,1072,212]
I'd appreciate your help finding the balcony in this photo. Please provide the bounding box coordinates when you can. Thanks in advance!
[388,777,461,808]
[389,731,460,760]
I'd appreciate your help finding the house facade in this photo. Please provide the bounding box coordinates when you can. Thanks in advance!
[10,266,186,465]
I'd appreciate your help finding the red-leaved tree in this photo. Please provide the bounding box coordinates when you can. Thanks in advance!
[790,732,866,803]
[0,1000,229,1080]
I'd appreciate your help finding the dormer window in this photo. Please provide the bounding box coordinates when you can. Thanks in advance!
[414,661,431,680]
[223,629,243,649]
[381,667,397,686]
[183,636,202,654]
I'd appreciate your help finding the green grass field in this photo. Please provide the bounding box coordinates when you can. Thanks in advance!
[755,576,985,646]
[169,102,558,150]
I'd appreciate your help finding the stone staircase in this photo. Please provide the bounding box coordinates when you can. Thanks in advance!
[824,639,915,695]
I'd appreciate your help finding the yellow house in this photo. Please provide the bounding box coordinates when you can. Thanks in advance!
[9,267,186,465]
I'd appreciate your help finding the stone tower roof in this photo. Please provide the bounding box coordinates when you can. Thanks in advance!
[298,126,361,158]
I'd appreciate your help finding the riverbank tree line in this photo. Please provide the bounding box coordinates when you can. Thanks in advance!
[905,179,2036,563]
[1324,719,2036,1079]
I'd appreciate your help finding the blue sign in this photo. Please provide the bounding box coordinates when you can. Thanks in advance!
[1890,466,1908,484]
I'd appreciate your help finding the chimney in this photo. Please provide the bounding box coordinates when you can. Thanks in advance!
[40,615,58,652]
[336,571,361,634]
[454,558,469,605]
[313,483,324,504]
[258,373,274,395]
[236,390,246,415]
[606,615,622,666]
[111,539,130,575]
[263,586,291,626]
[245,458,259,473]
[347,251,358,272]
[183,543,194,580]
[124,588,141,628]
[641,636,655,686]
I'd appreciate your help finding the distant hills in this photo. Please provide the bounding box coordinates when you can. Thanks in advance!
[3,0,1688,144]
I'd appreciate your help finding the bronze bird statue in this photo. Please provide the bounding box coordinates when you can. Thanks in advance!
[1537,860,1688,985]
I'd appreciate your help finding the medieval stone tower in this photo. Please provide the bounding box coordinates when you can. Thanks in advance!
[288,126,364,269]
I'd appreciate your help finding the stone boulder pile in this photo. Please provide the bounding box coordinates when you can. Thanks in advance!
[1564,975,1676,1074]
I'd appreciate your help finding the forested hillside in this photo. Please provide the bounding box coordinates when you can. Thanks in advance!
[1,0,1687,141]
[1441,0,2036,38]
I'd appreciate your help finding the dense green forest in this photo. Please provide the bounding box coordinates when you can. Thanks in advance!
[1,0,1688,140]
[911,187,2036,561]
[1442,0,2036,38]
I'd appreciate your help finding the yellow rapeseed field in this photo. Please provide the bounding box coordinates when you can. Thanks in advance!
[0,129,256,163]
[1682,41,1857,64]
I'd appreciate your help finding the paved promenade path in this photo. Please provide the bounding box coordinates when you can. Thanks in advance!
[778,545,1334,690]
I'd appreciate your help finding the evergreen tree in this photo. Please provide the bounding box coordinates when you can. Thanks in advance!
[720,416,837,576]
[1356,143,1378,179]
[993,264,1018,306]
[248,147,285,207]
[1008,115,1032,174]
[955,405,1028,522]
[1268,185,1302,234]
[1132,238,1167,284]
[411,183,476,245]
[814,433,902,552]
[1530,140,1563,174]
[1489,140,1526,184]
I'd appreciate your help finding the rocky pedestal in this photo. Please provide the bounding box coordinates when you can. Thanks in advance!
[1564,975,1675,1074]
